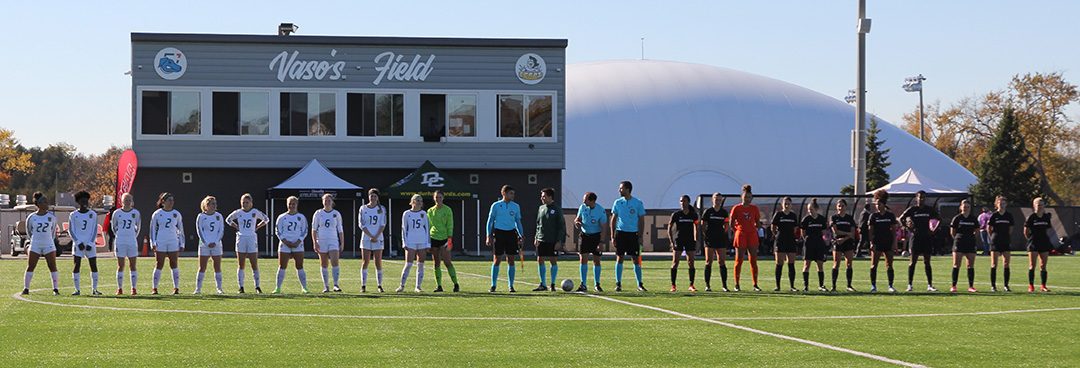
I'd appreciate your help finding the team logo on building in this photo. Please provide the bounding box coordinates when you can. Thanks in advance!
[155,47,187,80]
[420,172,445,188]
[516,53,546,85]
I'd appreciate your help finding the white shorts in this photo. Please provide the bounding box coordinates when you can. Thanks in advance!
[199,244,223,257]
[361,236,384,251]
[316,242,340,253]
[278,242,305,254]
[72,242,97,258]
[115,242,139,258]
[154,242,181,253]
[29,242,57,255]
[235,236,258,254]
[405,242,431,251]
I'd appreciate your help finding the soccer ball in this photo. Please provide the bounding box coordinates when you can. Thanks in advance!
[560,279,575,292]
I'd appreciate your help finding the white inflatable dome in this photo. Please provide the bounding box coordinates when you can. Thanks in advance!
[563,60,976,209]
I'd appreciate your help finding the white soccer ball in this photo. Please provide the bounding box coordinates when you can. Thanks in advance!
[560,279,575,292]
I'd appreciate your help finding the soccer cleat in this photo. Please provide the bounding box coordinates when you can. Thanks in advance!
[773,287,781,292]
[671,285,678,292]
[533,285,549,292]
[595,284,604,293]
[752,285,762,292]
[846,286,857,292]
[172,288,179,295]
[1041,285,1051,292]
[192,290,201,295]
[272,288,282,294]
[551,284,557,292]
[705,286,712,292]
[968,287,978,293]
[950,286,957,293]
[453,284,460,292]
[414,287,423,293]
[151,288,159,295]
[819,286,828,292]
[576,284,588,292]
[733,285,741,292]
[1003,286,1011,292]
[509,287,517,293]
[688,285,697,292]
[116,288,124,295]
[790,287,799,292]
[361,286,367,293]
[21,289,29,295]
[888,286,897,293]
[216,289,223,294]
[255,287,263,294]
[395,286,405,293]
[301,288,310,294]
[869,286,877,293]
[1028,285,1035,293]
[92,290,101,296]
[53,289,59,296]
[377,286,384,293]
[433,286,444,293]
[322,288,330,293]
[131,288,137,295]
[615,283,622,292]
[489,286,497,293]
[927,285,938,292]
[990,286,998,292]
[238,287,246,294]
[905,285,913,292]
[332,286,342,293]
[637,284,648,292]
[72,290,81,296]
[721,287,730,292]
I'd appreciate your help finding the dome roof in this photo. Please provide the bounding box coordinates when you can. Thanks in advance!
[563,59,975,208]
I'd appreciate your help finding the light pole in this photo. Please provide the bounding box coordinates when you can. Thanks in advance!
[854,0,871,196]
[903,74,926,141]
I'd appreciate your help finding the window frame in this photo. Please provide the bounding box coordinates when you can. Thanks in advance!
[494,92,558,142]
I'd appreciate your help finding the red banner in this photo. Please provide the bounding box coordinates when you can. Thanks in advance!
[116,149,138,200]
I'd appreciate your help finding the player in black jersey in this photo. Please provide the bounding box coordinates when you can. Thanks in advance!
[899,191,940,292]
[830,199,858,291]
[949,199,980,293]
[771,197,799,292]
[1024,197,1053,293]
[868,190,899,293]
[668,195,699,292]
[700,193,730,291]
[800,199,828,292]
[986,196,1014,291]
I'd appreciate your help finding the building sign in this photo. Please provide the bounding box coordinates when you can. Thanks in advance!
[372,51,435,86]
[420,172,445,188]
[269,49,346,82]
[155,47,187,80]
[516,53,546,85]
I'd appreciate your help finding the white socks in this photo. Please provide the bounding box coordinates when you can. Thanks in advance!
[73,272,81,291]
[416,263,425,289]
[23,271,33,290]
[116,271,124,290]
[298,269,308,289]
[332,267,340,287]
[237,269,245,288]
[91,272,98,291]
[50,272,58,289]
[171,268,180,289]
[152,269,161,289]
[196,272,205,292]
[214,272,222,290]
[320,267,329,289]
[400,262,414,288]
[130,271,138,289]
[377,269,384,287]
[361,269,368,287]
[277,268,286,290]
[253,270,261,289]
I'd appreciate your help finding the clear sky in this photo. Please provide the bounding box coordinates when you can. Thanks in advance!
[2,1,1078,154]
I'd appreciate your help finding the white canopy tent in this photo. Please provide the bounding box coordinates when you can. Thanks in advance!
[264,159,364,257]
[873,168,966,194]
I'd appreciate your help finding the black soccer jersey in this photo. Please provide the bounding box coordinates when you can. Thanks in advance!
[830,213,856,235]
[801,214,827,238]
[950,213,980,245]
[868,211,898,246]
[1025,212,1053,248]
[988,211,1014,246]
[670,210,698,244]
[701,207,729,242]
[771,211,799,245]
[900,205,939,237]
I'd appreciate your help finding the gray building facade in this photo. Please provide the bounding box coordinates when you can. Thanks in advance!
[130,32,567,254]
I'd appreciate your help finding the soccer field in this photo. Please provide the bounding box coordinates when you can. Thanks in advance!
[2,255,1078,367]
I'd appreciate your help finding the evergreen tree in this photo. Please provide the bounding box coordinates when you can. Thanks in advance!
[970,108,1041,205]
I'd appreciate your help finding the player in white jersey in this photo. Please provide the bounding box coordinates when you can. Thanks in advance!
[194,196,225,294]
[358,188,387,292]
[311,193,345,292]
[273,196,309,294]
[397,194,431,293]
[226,193,270,294]
[69,191,100,296]
[21,192,60,296]
[150,192,185,295]
[111,193,141,295]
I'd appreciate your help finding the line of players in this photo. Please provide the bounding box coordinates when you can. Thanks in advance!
[18,181,1057,296]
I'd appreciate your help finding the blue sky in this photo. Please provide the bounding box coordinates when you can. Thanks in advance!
[2,1,1078,153]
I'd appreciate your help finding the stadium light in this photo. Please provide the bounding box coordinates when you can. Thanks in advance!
[903,74,927,141]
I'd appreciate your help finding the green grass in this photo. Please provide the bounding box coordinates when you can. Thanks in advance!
[2,254,1078,367]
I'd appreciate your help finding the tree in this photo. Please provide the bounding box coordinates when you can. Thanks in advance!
[0,128,34,189]
[970,108,1041,206]
[1007,72,1080,205]
[840,118,892,194]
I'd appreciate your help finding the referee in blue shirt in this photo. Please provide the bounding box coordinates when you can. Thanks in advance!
[486,185,524,293]
[611,181,647,292]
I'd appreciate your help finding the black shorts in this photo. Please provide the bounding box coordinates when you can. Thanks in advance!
[870,242,894,253]
[775,239,798,253]
[990,234,1011,253]
[431,238,448,248]
[579,233,602,256]
[803,240,827,261]
[909,235,934,255]
[705,235,729,249]
[614,231,640,257]
[673,238,696,253]
[493,229,520,256]
[953,238,977,254]
[832,239,856,253]
[1027,242,1053,253]
[537,241,557,257]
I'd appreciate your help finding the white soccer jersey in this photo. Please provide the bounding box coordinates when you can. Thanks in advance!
[68,209,98,246]
[196,212,224,246]
[226,208,269,238]
[311,209,344,244]
[150,209,184,248]
[276,212,308,245]
[111,208,141,244]
[402,210,430,247]
[359,204,387,238]
[26,212,57,247]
